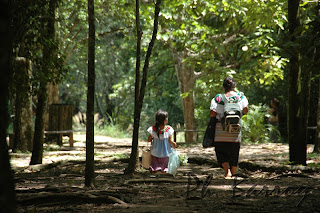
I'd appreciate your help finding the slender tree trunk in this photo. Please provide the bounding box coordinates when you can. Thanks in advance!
[85,0,95,188]
[314,77,320,153]
[30,84,47,165]
[0,0,16,211]
[30,0,57,165]
[125,0,142,175]
[313,2,320,153]
[171,48,197,143]
[288,0,306,165]
[125,0,162,174]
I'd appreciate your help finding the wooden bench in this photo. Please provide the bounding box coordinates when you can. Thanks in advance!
[44,129,85,147]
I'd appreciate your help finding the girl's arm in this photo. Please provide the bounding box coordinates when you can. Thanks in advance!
[147,135,153,144]
[168,136,177,148]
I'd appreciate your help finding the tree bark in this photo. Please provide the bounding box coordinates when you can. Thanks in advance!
[0,0,17,210]
[171,48,198,143]
[287,0,306,165]
[315,76,320,153]
[125,0,162,174]
[30,83,47,165]
[85,0,96,188]
[30,0,57,165]
[12,57,33,152]
[313,2,320,153]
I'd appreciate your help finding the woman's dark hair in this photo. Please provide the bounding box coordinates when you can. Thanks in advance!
[155,110,168,137]
[223,77,237,92]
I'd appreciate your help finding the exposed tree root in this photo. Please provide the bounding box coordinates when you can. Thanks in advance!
[16,190,128,207]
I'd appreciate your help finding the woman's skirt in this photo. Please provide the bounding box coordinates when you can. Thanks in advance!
[214,122,241,167]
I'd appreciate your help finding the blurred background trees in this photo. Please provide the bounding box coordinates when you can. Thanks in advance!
[8,0,320,152]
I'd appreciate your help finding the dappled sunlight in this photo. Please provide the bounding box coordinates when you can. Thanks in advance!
[11,134,320,212]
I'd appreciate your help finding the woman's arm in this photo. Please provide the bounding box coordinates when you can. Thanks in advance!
[210,110,217,117]
[243,106,249,115]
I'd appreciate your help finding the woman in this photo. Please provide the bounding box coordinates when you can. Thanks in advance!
[210,77,249,179]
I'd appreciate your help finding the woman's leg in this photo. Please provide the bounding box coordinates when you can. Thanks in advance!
[222,162,231,177]
[230,166,237,176]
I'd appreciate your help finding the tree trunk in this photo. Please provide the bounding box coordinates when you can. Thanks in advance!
[314,77,320,153]
[313,2,320,153]
[0,0,17,210]
[12,58,34,152]
[125,0,162,174]
[171,48,197,143]
[30,0,57,165]
[85,0,95,188]
[288,0,306,165]
[30,83,47,165]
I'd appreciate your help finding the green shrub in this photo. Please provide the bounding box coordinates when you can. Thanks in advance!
[241,104,280,143]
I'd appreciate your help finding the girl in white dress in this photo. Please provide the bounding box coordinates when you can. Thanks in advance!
[147,110,177,173]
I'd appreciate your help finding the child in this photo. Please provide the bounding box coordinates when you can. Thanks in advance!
[147,110,177,173]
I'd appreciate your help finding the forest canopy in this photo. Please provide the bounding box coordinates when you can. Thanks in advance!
[9,0,320,156]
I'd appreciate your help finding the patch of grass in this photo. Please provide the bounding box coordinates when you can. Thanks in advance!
[44,144,61,152]
[95,124,130,138]
[112,153,128,159]
[14,150,31,154]
[307,163,320,168]
[96,153,129,159]
[307,152,320,158]
[179,153,188,165]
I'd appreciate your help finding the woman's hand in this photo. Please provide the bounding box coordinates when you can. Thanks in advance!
[210,110,216,117]
[243,106,249,115]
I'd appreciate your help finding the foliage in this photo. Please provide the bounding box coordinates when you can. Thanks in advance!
[241,104,279,144]
[179,152,188,166]
[95,124,131,139]
[54,0,318,144]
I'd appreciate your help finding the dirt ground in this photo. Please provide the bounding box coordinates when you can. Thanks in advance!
[10,134,320,213]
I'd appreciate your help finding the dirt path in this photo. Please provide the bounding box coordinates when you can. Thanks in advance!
[11,134,320,213]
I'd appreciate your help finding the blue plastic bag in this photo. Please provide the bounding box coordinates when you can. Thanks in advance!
[168,149,180,176]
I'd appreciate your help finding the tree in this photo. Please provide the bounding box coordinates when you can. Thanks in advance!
[171,47,202,142]
[158,0,288,142]
[312,1,320,153]
[287,0,307,165]
[11,57,34,152]
[0,0,16,211]
[125,0,162,174]
[30,0,59,165]
[315,77,320,153]
[85,0,95,188]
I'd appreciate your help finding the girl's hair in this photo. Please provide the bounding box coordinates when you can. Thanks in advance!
[155,110,168,137]
[223,76,237,92]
